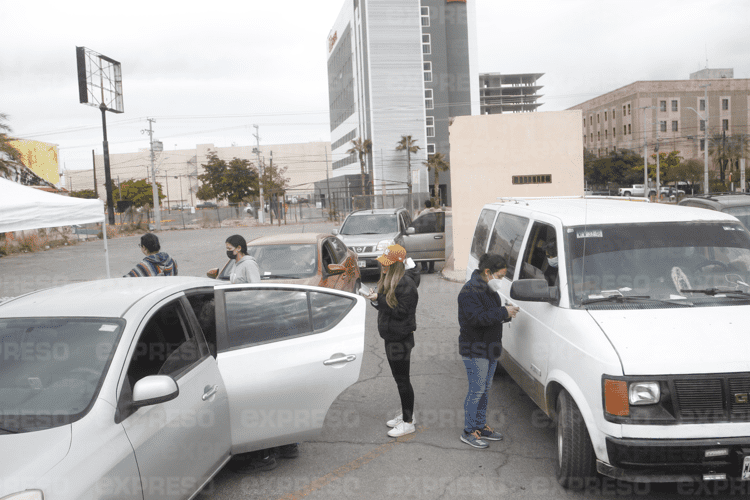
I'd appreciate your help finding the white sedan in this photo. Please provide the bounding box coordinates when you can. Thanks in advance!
[0,277,365,500]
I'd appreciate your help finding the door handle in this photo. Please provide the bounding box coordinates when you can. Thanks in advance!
[434,235,443,239]
[202,385,218,401]
[324,354,357,365]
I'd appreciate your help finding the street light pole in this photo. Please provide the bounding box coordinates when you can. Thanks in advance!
[253,125,265,224]
[641,105,657,192]
[701,84,710,194]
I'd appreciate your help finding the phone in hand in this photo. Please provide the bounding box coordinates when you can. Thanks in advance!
[358,285,373,297]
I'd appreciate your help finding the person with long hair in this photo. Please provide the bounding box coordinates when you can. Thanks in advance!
[365,244,420,437]
[225,234,260,283]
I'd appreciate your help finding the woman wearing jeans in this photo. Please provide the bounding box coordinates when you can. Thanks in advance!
[366,244,420,438]
[457,254,519,448]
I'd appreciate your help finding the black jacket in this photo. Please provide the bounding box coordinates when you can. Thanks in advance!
[457,270,509,359]
[371,269,419,342]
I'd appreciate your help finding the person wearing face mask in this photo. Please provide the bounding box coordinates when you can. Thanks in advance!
[225,234,260,284]
[542,239,559,287]
[457,253,519,449]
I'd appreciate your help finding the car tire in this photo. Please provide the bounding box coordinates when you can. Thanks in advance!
[556,390,597,490]
[622,191,631,197]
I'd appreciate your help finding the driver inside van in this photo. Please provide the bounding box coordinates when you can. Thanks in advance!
[541,240,559,287]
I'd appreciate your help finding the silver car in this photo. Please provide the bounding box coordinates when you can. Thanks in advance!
[0,277,365,500]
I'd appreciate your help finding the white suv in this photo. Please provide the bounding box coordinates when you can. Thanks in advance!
[467,197,750,488]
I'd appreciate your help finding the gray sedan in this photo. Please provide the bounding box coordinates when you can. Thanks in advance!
[0,277,365,500]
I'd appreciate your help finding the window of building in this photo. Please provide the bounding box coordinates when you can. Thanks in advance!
[426,116,434,138]
[597,114,600,124]
[590,133,593,141]
[604,111,608,121]
[628,104,631,115]
[597,131,600,141]
[660,100,666,112]
[623,105,626,116]
[700,120,705,131]
[589,116,592,126]
[613,127,616,138]
[660,121,667,132]
[700,99,705,111]
[723,119,729,131]
[613,109,616,119]
[605,129,608,139]
[671,100,678,112]
[672,120,678,132]
[424,89,433,110]
[423,61,432,82]
[623,125,627,135]
[583,118,586,127]
[583,135,586,144]
[722,98,729,110]
[700,139,705,151]
[427,143,435,155]
[512,174,552,185]
[628,124,631,134]
[422,34,431,55]
[421,6,430,26]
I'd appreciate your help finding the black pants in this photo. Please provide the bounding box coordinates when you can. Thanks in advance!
[420,261,434,273]
[384,338,415,423]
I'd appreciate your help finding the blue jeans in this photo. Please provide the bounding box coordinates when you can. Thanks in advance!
[462,356,497,434]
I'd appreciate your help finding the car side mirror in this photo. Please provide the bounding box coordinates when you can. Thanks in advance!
[331,228,339,235]
[206,268,219,279]
[327,263,346,275]
[510,279,558,303]
[405,227,415,235]
[132,375,179,408]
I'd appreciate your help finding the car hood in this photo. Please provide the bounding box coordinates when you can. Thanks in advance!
[0,425,71,495]
[588,306,750,375]
[337,233,398,247]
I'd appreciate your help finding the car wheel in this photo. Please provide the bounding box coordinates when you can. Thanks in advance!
[556,390,597,490]
[623,191,631,197]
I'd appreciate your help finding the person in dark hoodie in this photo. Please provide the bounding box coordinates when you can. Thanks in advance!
[125,233,178,277]
[365,244,420,438]
[457,253,519,449]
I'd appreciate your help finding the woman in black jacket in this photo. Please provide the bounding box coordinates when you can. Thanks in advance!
[366,244,420,438]
[457,253,519,449]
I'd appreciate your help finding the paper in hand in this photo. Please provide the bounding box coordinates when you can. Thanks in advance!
[358,284,372,297]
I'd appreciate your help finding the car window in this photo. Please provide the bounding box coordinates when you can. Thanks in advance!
[0,317,124,431]
[519,222,558,287]
[322,242,336,270]
[328,237,349,263]
[340,214,398,235]
[402,211,412,227]
[186,293,217,358]
[487,212,529,279]
[310,291,356,331]
[723,206,750,231]
[247,244,317,278]
[470,209,496,260]
[224,289,312,349]
[412,212,445,234]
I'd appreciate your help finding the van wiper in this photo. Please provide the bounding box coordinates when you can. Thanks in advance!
[681,287,750,298]
[581,295,693,306]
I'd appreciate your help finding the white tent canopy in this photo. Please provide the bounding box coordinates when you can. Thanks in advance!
[0,178,110,276]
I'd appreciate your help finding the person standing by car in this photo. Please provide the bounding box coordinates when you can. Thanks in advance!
[457,253,519,449]
[365,244,420,438]
[125,233,178,277]
[226,235,261,284]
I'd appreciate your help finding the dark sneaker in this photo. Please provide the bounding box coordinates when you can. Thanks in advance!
[274,443,299,459]
[460,430,489,449]
[229,453,278,473]
[479,425,503,441]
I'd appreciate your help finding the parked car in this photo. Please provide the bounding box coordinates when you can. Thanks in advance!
[196,202,217,209]
[679,192,750,230]
[208,233,361,293]
[0,277,366,499]
[618,184,656,197]
[467,197,750,488]
[333,208,446,275]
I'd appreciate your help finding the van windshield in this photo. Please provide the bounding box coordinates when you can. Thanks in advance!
[566,222,750,308]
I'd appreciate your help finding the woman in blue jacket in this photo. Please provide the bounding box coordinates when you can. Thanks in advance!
[457,253,519,449]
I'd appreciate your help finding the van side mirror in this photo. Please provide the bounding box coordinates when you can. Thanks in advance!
[510,279,558,302]
[405,227,415,235]
[331,228,339,235]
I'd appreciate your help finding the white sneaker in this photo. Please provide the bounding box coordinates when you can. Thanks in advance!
[387,420,416,437]
[387,414,417,428]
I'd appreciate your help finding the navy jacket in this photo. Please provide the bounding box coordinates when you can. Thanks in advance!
[457,270,509,359]
[371,269,419,342]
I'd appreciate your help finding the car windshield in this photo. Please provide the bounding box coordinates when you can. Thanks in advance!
[247,244,318,278]
[723,206,750,231]
[340,214,398,235]
[566,222,750,308]
[0,317,124,432]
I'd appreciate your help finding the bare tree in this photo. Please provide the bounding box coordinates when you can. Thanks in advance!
[0,113,22,178]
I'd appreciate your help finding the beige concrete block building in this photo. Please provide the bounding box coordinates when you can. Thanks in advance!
[568,73,750,163]
[449,111,583,272]
[66,141,332,207]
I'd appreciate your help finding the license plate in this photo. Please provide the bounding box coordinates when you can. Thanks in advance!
[742,456,750,480]
[357,261,366,268]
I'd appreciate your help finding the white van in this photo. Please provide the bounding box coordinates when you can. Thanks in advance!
[466,197,750,488]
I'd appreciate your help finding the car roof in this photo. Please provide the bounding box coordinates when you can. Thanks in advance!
[0,277,217,319]
[679,194,750,209]
[347,208,404,216]
[248,233,323,245]
[484,197,739,226]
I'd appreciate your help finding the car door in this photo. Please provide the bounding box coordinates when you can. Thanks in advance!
[118,296,231,500]
[326,236,358,291]
[214,284,366,454]
[402,211,445,261]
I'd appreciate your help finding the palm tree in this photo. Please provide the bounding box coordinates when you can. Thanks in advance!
[0,113,21,178]
[395,135,420,199]
[424,152,449,205]
[708,133,749,183]
[347,137,372,196]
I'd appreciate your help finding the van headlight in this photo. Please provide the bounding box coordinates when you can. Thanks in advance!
[376,239,393,252]
[629,382,660,405]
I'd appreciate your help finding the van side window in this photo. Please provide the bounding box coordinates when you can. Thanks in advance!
[470,209,496,259]
[520,222,558,286]
[487,213,529,278]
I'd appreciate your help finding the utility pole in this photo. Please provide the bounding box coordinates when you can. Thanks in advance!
[164,172,170,211]
[143,118,161,230]
[655,137,660,201]
[701,84,710,194]
[91,149,98,198]
[641,105,657,193]
[325,146,333,220]
[253,124,265,224]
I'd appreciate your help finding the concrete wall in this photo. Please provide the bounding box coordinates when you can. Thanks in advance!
[449,111,583,272]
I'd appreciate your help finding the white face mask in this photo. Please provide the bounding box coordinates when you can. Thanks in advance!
[548,256,558,267]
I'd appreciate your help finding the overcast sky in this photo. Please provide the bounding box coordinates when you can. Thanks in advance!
[3,0,748,175]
